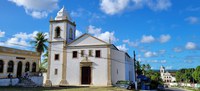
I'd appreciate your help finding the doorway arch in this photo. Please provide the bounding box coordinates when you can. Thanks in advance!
[17,61,22,77]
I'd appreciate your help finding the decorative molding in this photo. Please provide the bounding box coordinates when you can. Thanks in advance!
[49,19,76,26]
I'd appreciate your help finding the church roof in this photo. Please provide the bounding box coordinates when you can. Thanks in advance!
[55,6,72,21]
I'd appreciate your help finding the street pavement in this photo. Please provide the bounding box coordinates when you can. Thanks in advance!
[165,87,189,91]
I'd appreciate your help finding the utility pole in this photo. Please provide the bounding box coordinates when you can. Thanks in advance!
[133,51,137,90]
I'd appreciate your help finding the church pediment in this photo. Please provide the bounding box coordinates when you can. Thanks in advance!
[68,34,108,46]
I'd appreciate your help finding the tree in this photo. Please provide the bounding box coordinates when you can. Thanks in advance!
[175,71,182,82]
[136,61,142,75]
[192,66,200,83]
[142,64,146,75]
[146,64,151,70]
[40,51,48,72]
[31,32,48,68]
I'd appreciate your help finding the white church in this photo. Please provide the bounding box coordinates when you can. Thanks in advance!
[45,7,136,86]
[160,66,176,83]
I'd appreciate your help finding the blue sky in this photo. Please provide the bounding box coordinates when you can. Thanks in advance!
[0,0,200,70]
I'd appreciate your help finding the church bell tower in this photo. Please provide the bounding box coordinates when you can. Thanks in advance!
[45,6,76,86]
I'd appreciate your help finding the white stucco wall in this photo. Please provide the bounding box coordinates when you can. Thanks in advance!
[30,76,43,86]
[0,54,39,78]
[67,23,76,43]
[0,78,19,86]
[66,47,108,86]
[69,35,107,46]
[49,42,63,85]
[125,55,134,82]
[111,49,135,84]
[110,49,126,84]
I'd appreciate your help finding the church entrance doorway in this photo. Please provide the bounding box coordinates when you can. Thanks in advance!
[17,61,22,77]
[81,66,91,84]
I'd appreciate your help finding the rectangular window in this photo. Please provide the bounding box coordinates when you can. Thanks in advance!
[81,50,85,57]
[95,50,101,58]
[54,69,58,75]
[89,50,93,57]
[72,51,78,58]
[55,54,59,60]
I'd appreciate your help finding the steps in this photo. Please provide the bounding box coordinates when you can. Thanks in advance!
[16,78,38,87]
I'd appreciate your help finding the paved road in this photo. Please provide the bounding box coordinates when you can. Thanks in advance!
[165,87,188,91]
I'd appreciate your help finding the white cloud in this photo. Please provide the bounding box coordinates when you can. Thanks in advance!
[185,42,197,50]
[161,60,166,63]
[8,0,59,19]
[173,47,182,52]
[123,39,139,47]
[185,16,199,24]
[147,60,158,63]
[0,30,5,37]
[100,0,172,15]
[159,49,166,54]
[88,25,118,43]
[144,51,157,58]
[146,0,172,11]
[88,25,101,35]
[159,34,171,43]
[116,44,128,52]
[0,31,48,48]
[76,30,83,38]
[100,0,130,15]
[141,35,155,43]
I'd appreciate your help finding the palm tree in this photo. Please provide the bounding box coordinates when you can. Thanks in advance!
[142,64,146,75]
[146,64,151,70]
[41,51,48,69]
[31,32,48,68]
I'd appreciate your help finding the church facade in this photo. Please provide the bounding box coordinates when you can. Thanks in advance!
[45,7,136,86]
[160,66,176,83]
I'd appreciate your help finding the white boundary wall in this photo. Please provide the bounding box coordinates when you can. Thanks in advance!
[0,78,19,86]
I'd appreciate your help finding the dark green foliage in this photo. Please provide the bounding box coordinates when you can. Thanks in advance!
[176,68,196,83]
[192,66,200,83]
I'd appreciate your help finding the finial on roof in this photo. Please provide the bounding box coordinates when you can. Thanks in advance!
[55,5,72,21]
[109,36,111,44]
[50,16,53,21]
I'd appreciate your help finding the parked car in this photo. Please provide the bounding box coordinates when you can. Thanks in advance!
[157,84,165,91]
[115,81,135,90]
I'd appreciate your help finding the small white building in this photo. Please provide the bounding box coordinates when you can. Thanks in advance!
[0,46,40,78]
[160,66,176,83]
[45,7,136,86]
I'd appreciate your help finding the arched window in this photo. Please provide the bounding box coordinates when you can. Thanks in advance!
[0,60,4,73]
[69,28,73,39]
[32,62,36,72]
[25,62,30,72]
[55,27,61,38]
[7,61,14,73]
